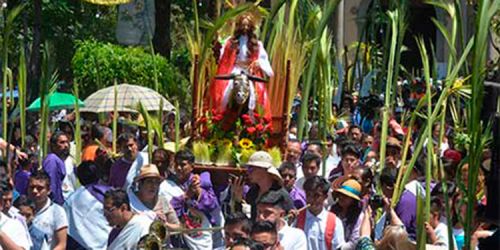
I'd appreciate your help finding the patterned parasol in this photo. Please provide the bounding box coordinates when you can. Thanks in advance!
[80,84,174,113]
[82,0,131,5]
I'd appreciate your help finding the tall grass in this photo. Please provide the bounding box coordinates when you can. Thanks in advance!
[174,100,180,152]
[38,73,57,167]
[378,7,406,173]
[18,46,27,148]
[157,99,164,149]
[415,36,434,249]
[1,4,24,141]
[387,2,497,244]
[112,80,118,154]
[148,39,159,92]
[296,0,341,140]
[73,81,82,165]
[464,0,500,248]
[264,0,307,139]
[392,37,474,204]
[301,2,337,176]
[137,102,154,161]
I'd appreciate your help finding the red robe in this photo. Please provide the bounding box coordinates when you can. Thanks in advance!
[207,39,272,121]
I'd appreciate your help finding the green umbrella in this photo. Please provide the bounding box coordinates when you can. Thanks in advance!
[27,92,84,111]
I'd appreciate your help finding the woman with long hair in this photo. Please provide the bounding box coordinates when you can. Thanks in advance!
[331,179,364,249]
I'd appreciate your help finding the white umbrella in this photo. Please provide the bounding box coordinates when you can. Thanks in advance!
[80,84,175,113]
[83,0,131,5]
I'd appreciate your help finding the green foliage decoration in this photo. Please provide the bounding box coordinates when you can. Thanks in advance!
[71,40,190,107]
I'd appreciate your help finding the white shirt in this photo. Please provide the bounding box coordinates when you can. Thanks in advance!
[295,163,324,191]
[64,187,112,250]
[124,152,149,190]
[295,161,331,184]
[0,212,31,250]
[295,176,306,191]
[325,155,341,176]
[62,156,77,199]
[30,199,68,250]
[340,212,363,250]
[434,222,457,249]
[299,209,345,250]
[107,213,152,250]
[7,207,32,248]
[279,222,307,250]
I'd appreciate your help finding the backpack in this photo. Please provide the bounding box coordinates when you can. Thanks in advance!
[296,210,337,250]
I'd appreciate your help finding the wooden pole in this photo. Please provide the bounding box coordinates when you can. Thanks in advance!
[281,60,291,152]
[191,54,200,139]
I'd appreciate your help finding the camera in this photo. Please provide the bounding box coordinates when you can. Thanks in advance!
[369,195,384,209]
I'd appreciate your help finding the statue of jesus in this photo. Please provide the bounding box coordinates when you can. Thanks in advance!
[209,14,273,120]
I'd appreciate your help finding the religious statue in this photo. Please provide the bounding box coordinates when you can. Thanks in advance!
[209,14,273,122]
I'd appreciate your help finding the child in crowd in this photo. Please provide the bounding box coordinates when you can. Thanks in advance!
[224,212,253,247]
[296,176,345,250]
[425,197,456,249]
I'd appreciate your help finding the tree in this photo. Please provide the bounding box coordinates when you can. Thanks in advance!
[153,0,171,58]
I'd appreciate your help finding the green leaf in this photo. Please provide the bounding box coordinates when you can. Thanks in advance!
[297,0,341,140]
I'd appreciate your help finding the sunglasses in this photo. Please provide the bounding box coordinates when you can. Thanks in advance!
[247,166,255,173]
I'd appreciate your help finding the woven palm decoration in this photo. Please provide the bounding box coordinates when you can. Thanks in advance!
[83,0,131,5]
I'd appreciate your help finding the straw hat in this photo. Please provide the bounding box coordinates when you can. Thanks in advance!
[246,151,282,184]
[134,164,163,182]
[386,137,402,150]
[334,179,362,201]
[163,137,191,153]
[164,142,177,153]
[331,175,350,189]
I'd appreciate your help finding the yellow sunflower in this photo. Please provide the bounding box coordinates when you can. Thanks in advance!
[239,138,254,150]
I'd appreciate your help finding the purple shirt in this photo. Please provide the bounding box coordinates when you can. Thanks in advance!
[42,153,66,205]
[328,167,344,182]
[108,158,133,188]
[170,172,221,225]
[86,184,112,203]
[395,180,437,241]
[14,169,31,195]
[289,186,307,209]
[395,190,418,241]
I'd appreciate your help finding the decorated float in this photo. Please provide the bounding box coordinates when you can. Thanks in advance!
[189,12,292,175]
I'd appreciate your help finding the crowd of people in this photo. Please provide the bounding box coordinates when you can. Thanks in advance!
[0,91,498,250]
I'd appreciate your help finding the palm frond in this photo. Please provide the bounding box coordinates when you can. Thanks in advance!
[464,0,500,247]
[297,0,341,140]
[18,48,27,148]
[73,82,82,166]
[2,4,25,140]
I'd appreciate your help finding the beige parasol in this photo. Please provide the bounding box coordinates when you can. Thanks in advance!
[80,84,175,113]
[83,0,131,5]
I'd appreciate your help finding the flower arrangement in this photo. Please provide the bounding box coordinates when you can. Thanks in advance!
[194,109,276,166]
